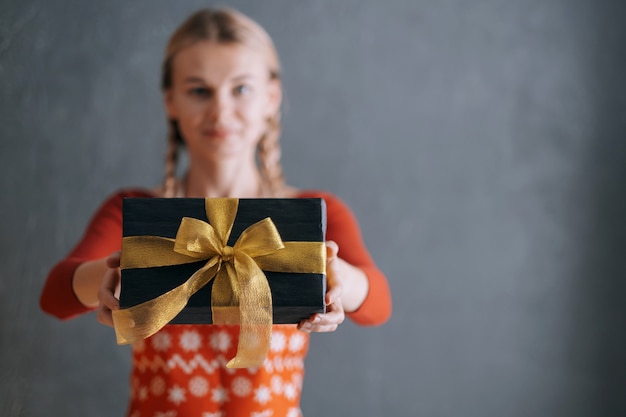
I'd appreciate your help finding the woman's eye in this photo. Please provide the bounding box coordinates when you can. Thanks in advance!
[233,84,251,96]
[189,87,211,98]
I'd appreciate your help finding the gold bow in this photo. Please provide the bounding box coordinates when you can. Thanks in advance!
[112,198,325,368]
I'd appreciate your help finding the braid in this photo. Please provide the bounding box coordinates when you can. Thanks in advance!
[163,120,181,198]
[258,112,286,197]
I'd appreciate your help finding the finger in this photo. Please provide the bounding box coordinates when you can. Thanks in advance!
[299,323,339,333]
[326,240,338,262]
[325,257,343,305]
[298,303,345,333]
[106,251,121,269]
[317,303,345,326]
[325,281,343,307]
[325,266,343,306]
[98,269,121,311]
[298,319,342,333]
[96,305,114,327]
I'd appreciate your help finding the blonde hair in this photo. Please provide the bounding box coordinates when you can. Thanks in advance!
[161,8,285,197]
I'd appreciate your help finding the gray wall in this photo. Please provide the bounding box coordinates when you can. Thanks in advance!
[2,0,625,416]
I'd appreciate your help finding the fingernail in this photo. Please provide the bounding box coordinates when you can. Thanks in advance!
[312,317,321,324]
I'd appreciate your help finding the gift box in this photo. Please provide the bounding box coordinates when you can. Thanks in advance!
[119,196,327,322]
[113,197,327,367]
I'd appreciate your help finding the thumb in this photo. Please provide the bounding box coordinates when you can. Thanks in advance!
[326,240,338,263]
[106,251,122,269]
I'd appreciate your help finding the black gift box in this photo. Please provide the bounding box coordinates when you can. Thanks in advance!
[119,198,327,324]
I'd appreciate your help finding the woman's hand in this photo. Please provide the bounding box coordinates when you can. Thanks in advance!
[96,251,122,327]
[298,241,345,333]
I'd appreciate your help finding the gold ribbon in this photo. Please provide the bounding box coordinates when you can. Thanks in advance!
[112,198,325,368]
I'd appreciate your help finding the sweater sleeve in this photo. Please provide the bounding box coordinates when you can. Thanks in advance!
[299,191,392,326]
[40,189,152,320]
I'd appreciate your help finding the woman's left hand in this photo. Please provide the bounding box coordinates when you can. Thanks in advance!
[297,240,345,333]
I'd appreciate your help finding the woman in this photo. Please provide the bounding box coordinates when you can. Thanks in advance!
[40,8,391,417]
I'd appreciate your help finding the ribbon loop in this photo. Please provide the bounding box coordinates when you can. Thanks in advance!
[173,217,222,258]
[235,217,285,258]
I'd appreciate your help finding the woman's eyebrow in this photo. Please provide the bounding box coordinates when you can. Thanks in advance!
[182,74,253,84]
[231,74,254,82]
[183,76,208,84]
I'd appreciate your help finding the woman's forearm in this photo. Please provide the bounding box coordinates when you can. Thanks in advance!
[336,258,370,313]
[72,258,108,308]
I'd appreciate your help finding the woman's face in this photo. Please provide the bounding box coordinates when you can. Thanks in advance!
[165,41,281,162]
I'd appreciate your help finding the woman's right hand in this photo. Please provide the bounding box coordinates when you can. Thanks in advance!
[96,251,122,327]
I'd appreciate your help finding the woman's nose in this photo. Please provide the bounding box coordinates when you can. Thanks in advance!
[207,93,232,123]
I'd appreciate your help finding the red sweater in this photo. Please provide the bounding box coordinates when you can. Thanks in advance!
[40,189,391,416]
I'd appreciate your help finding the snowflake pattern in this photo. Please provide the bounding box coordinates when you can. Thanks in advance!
[151,376,166,396]
[254,385,272,405]
[270,375,283,394]
[151,331,172,351]
[283,383,297,401]
[274,357,284,372]
[128,326,310,415]
[168,385,186,405]
[211,387,229,404]
[270,332,286,352]
[283,356,303,371]
[288,333,305,352]
[180,330,202,351]
[210,330,231,352]
[138,386,148,401]
[286,407,301,417]
[291,373,303,390]
[189,376,209,397]
[231,376,252,397]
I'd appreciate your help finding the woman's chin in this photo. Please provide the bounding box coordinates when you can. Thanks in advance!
[193,142,254,161]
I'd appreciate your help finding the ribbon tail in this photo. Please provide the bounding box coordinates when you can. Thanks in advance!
[211,264,240,325]
[113,258,220,344]
[225,255,273,368]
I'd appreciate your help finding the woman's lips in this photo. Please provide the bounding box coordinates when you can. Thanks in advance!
[204,129,232,139]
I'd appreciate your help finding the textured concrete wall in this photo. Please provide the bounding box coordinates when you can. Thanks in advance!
[1,0,625,416]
